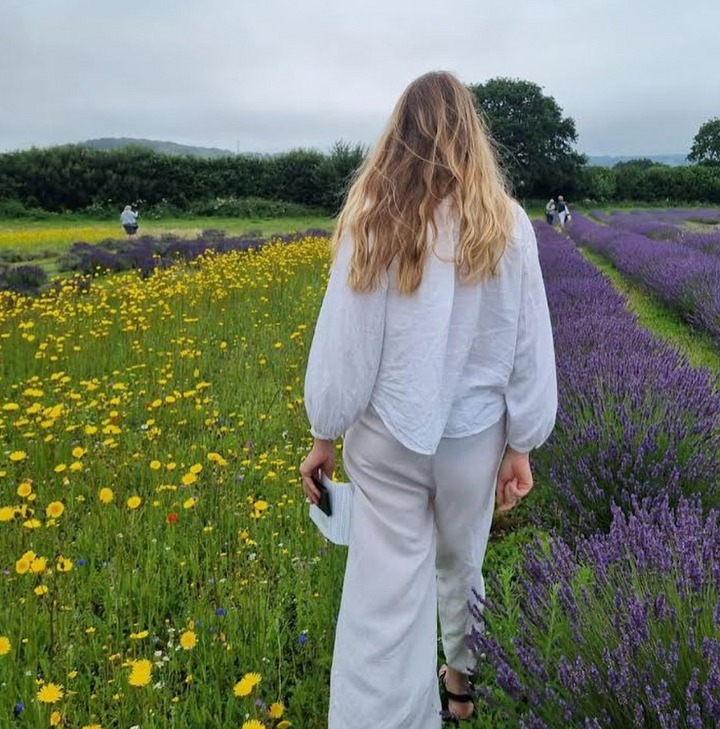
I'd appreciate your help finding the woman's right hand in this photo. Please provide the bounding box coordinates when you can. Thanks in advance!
[496,448,534,512]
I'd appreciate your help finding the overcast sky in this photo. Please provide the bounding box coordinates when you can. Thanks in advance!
[1,0,718,156]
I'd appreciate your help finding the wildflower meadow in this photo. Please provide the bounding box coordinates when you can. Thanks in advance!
[1,209,720,728]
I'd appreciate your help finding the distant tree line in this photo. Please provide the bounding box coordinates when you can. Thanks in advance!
[0,142,365,217]
[1,80,719,218]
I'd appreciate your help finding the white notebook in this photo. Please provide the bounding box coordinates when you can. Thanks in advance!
[309,474,355,546]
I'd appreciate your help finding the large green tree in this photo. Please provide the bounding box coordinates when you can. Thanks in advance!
[468,78,586,196]
[688,118,720,165]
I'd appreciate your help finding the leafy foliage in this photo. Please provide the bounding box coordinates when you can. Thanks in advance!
[688,118,720,165]
[468,78,586,196]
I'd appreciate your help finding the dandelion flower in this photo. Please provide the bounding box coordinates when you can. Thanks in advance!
[189,463,203,475]
[234,671,262,696]
[23,518,42,529]
[181,473,197,486]
[150,460,161,470]
[242,721,266,729]
[0,506,15,521]
[31,557,48,574]
[99,488,114,504]
[128,659,152,687]
[0,636,11,656]
[46,501,64,519]
[71,447,85,459]
[35,585,49,596]
[37,683,64,703]
[54,464,67,473]
[127,496,142,510]
[277,722,292,729]
[81,724,102,729]
[268,702,285,719]
[130,630,149,640]
[10,451,27,462]
[179,630,197,650]
[183,497,197,509]
[253,500,269,512]
[17,481,32,498]
[50,710,62,726]
[56,556,73,573]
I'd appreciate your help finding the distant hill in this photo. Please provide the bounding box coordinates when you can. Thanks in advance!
[80,137,234,159]
[587,153,689,168]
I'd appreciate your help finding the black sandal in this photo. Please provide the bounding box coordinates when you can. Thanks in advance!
[438,665,474,725]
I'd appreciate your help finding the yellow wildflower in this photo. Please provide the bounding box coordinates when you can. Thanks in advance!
[50,710,62,726]
[268,702,285,718]
[179,630,197,650]
[46,501,64,519]
[17,481,32,498]
[9,451,27,462]
[31,557,48,574]
[0,506,15,522]
[99,487,114,504]
[128,659,152,687]
[234,671,262,696]
[37,682,64,703]
[0,636,10,656]
[127,496,142,510]
[71,446,85,459]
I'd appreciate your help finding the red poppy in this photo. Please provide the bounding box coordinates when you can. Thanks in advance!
[166,512,179,524]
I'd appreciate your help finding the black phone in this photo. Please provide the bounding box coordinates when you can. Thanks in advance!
[313,474,332,517]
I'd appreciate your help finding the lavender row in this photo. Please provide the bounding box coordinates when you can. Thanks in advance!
[532,222,720,534]
[472,496,720,728]
[470,225,720,727]
[568,214,720,342]
[596,208,720,256]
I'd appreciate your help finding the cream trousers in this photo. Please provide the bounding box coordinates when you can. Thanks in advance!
[328,407,506,729]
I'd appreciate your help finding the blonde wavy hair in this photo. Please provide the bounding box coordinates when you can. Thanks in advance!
[334,71,515,295]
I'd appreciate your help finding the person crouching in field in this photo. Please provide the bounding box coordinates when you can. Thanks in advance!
[120,205,139,240]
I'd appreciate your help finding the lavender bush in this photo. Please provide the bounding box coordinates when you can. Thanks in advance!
[58,229,331,277]
[532,224,720,534]
[599,209,720,256]
[568,214,720,342]
[471,496,720,728]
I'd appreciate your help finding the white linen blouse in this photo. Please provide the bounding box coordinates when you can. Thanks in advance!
[304,201,557,455]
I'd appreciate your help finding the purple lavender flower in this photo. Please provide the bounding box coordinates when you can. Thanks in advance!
[472,497,720,727]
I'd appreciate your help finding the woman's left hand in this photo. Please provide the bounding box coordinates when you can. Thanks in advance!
[300,439,336,505]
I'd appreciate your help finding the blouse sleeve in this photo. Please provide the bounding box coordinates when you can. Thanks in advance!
[304,233,388,440]
[504,215,558,453]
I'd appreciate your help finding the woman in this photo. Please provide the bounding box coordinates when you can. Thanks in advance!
[556,195,570,228]
[545,197,556,225]
[301,71,556,728]
[120,205,139,240]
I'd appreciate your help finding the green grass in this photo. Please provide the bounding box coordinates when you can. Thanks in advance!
[581,248,720,371]
[0,216,336,253]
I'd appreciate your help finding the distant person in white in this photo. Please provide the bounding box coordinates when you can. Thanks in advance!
[556,195,570,228]
[545,197,556,224]
[300,72,557,729]
[120,205,139,240]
